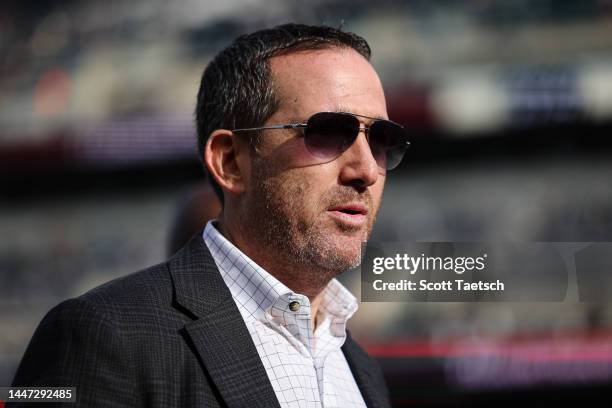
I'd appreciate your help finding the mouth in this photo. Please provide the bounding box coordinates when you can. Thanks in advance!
[327,203,368,227]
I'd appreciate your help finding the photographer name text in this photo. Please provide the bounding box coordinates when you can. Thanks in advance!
[372,279,504,292]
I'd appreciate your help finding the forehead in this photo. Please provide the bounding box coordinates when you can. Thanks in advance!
[268,48,388,121]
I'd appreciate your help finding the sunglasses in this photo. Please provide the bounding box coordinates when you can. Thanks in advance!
[231,111,410,170]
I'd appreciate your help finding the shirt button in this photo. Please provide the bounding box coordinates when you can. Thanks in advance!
[289,301,301,312]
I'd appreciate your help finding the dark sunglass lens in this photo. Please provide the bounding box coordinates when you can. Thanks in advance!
[304,113,359,159]
[369,121,409,170]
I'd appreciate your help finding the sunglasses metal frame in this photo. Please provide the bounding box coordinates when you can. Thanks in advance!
[231,111,407,139]
[231,111,410,170]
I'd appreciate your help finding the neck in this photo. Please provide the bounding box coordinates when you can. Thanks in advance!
[217,216,330,326]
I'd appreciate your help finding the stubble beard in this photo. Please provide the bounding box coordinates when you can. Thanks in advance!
[242,161,377,294]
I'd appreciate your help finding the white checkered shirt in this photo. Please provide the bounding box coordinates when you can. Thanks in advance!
[203,221,367,408]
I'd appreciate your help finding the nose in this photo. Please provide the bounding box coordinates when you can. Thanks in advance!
[337,127,380,191]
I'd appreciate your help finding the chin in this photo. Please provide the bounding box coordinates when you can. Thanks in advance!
[300,216,371,272]
[318,238,364,272]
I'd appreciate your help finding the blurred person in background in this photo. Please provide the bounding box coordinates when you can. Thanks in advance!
[12,23,409,407]
[167,179,222,256]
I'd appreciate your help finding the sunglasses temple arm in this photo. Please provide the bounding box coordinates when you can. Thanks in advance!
[232,124,307,132]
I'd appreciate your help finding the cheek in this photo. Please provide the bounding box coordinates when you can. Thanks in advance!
[272,170,328,216]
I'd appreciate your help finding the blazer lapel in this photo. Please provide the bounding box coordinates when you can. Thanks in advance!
[342,332,391,408]
[169,234,280,408]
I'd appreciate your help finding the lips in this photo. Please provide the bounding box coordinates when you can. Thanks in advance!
[328,203,368,216]
[327,203,369,228]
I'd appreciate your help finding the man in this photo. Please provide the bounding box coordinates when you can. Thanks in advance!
[12,24,409,407]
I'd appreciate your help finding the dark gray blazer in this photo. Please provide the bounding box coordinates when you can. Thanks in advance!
[11,233,390,407]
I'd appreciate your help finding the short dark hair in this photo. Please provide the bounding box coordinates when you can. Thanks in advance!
[195,23,372,203]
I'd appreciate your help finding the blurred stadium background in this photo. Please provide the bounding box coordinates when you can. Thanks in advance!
[2,0,612,405]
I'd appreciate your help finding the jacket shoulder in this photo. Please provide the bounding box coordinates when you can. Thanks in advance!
[78,261,173,311]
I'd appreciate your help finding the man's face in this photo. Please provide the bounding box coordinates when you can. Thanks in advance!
[240,48,388,288]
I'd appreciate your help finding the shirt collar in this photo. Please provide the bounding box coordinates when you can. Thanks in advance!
[202,221,358,334]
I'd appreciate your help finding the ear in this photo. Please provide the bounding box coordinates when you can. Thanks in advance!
[204,129,248,198]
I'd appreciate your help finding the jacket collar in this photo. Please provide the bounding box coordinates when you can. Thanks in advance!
[169,233,281,408]
[342,331,391,408]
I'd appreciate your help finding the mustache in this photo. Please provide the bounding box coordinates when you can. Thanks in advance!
[323,187,373,211]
